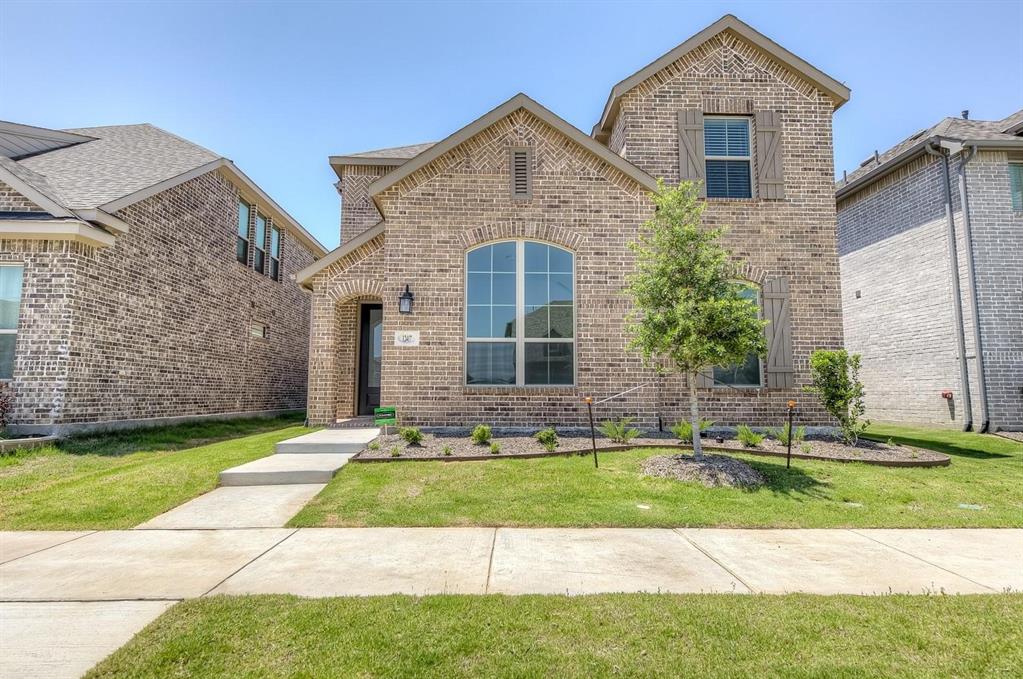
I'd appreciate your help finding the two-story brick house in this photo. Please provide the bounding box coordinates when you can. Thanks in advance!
[0,121,327,434]
[298,15,850,428]
[837,110,1023,431]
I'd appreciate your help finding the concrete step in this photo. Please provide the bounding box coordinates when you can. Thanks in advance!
[275,428,379,454]
[219,454,353,486]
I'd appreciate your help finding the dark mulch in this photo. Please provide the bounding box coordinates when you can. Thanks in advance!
[357,430,947,465]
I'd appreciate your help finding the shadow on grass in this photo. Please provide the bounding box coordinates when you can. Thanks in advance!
[744,458,831,500]
[55,412,306,457]
[861,433,1012,460]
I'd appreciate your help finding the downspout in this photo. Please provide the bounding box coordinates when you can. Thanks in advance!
[926,141,973,431]
[955,144,990,432]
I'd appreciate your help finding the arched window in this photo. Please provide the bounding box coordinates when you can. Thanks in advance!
[466,240,574,385]
[712,282,762,387]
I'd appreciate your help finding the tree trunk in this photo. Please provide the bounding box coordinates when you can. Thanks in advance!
[688,371,703,460]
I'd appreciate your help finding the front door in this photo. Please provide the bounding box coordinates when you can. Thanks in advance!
[357,304,383,415]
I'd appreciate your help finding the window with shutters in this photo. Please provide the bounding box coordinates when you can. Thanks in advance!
[509,147,532,200]
[466,240,574,386]
[704,117,752,199]
[712,283,762,387]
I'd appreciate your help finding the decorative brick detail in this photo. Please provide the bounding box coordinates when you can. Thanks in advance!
[337,165,391,243]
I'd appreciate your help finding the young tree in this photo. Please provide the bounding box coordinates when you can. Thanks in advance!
[806,349,870,446]
[626,180,767,459]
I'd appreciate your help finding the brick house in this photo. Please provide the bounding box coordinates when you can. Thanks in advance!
[0,121,327,435]
[298,15,850,429]
[837,110,1023,431]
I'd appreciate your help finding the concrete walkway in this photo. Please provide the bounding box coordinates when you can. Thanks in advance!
[218,427,378,486]
[2,527,1020,678]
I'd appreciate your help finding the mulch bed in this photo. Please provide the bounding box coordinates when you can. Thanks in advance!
[354,430,950,467]
[642,454,766,488]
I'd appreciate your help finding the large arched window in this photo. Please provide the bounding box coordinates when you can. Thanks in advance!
[712,282,762,387]
[466,240,574,385]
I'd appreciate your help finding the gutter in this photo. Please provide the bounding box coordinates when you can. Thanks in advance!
[954,143,991,432]
[925,141,972,431]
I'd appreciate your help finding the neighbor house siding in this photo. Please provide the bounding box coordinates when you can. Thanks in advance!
[6,170,317,433]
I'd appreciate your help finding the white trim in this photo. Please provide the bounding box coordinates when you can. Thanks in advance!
[464,239,577,387]
[74,208,130,234]
[0,219,116,247]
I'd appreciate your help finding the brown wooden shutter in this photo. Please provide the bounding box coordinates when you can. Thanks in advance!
[763,277,794,388]
[677,109,706,197]
[755,111,785,200]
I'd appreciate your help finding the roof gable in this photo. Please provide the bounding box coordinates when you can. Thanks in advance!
[367,93,657,209]
[591,14,850,141]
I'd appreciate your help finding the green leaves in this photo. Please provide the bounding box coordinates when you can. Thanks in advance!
[806,349,870,445]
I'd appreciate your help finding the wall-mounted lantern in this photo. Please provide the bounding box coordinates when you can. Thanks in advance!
[398,284,415,314]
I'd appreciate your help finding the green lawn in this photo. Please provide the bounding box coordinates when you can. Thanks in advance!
[87,593,1023,678]
[0,414,312,530]
[291,423,1023,528]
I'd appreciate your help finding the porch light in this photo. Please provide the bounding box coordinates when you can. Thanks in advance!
[398,284,415,314]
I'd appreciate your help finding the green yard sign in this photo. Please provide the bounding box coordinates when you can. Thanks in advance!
[374,406,397,427]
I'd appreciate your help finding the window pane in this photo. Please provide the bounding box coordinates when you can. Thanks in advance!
[549,247,572,273]
[549,305,573,338]
[491,273,515,305]
[466,273,491,305]
[271,227,281,257]
[0,334,14,380]
[704,118,749,156]
[706,160,751,198]
[237,201,250,239]
[713,353,761,387]
[491,242,515,272]
[524,241,547,272]
[525,273,548,306]
[492,305,516,338]
[524,305,549,338]
[270,258,280,282]
[549,274,573,303]
[0,266,24,330]
[1010,164,1023,211]
[466,306,490,337]
[467,342,515,385]
[253,250,264,274]
[525,342,574,385]
[467,246,491,272]
[236,237,248,264]
[254,215,267,250]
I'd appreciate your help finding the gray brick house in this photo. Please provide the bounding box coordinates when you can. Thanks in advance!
[0,121,327,434]
[836,110,1023,431]
[297,15,851,429]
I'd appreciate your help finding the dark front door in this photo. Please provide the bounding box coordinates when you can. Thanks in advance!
[357,304,383,415]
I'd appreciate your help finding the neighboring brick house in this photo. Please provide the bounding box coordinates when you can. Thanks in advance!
[836,110,1023,431]
[0,121,327,434]
[298,15,850,429]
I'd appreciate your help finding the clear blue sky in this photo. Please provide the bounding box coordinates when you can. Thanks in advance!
[2,0,1020,250]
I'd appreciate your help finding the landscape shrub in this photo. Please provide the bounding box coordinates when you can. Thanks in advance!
[389,446,401,457]
[442,445,453,456]
[806,349,870,446]
[0,384,13,434]
[769,423,806,446]
[736,425,764,448]
[534,427,559,452]
[471,424,492,445]
[671,419,714,443]
[399,427,424,446]
[598,418,640,444]
[489,441,501,455]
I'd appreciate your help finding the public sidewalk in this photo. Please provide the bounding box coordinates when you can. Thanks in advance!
[2,527,1021,678]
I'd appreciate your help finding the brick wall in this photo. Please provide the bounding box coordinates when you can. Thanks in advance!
[613,31,844,426]
[0,181,48,212]
[3,170,317,432]
[337,165,391,243]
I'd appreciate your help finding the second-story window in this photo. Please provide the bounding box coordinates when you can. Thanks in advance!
[1010,162,1023,212]
[704,117,752,199]
[253,213,267,274]
[236,200,250,264]
[270,225,281,281]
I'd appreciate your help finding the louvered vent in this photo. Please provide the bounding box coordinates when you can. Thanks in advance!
[510,148,531,199]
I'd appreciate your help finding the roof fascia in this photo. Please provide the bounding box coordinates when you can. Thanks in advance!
[0,164,74,218]
[296,220,385,288]
[0,218,116,248]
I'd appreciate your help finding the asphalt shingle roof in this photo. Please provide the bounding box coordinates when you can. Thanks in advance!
[18,123,219,210]
[345,142,436,160]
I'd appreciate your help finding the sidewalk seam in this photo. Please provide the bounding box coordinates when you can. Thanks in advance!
[847,529,996,593]
[484,528,498,594]
[0,531,97,567]
[198,528,299,597]
[673,529,757,594]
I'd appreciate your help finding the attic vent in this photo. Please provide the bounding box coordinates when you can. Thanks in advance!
[510,147,532,200]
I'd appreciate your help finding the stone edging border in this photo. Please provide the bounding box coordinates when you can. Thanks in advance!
[0,435,57,453]
[352,442,951,468]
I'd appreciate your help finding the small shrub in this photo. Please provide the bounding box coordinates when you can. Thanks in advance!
[442,445,453,456]
[489,441,501,455]
[399,427,424,446]
[671,419,713,443]
[598,417,640,444]
[534,427,559,452]
[736,424,764,448]
[769,423,806,446]
[389,446,401,457]
[368,440,381,451]
[805,349,870,446]
[471,424,492,445]
[0,384,13,432]
[800,442,813,454]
